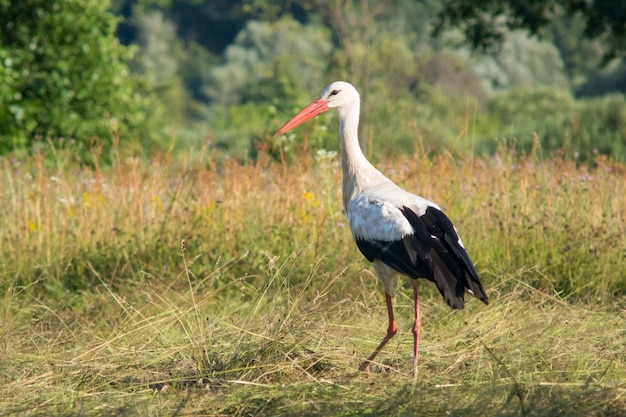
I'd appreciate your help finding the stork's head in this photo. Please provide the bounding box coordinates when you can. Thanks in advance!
[275,81,359,136]
[320,81,359,110]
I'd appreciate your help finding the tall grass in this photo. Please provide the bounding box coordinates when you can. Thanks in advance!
[1,146,625,416]
[2,145,625,300]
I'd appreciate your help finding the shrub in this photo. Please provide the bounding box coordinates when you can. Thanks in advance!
[0,0,154,161]
[573,94,626,160]
[482,87,626,161]
[481,87,579,157]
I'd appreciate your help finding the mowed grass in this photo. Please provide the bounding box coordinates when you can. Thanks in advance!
[1,146,625,416]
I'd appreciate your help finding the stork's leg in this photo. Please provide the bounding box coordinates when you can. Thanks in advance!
[359,291,397,373]
[411,280,422,378]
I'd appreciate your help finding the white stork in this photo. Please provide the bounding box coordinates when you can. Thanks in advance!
[275,81,488,376]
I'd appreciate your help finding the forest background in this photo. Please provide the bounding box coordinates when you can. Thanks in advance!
[2,0,626,163]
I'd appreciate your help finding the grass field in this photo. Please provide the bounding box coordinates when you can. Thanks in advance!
[1,146,625,416]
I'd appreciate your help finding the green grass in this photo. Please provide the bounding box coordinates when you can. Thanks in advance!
[1,147,625,416]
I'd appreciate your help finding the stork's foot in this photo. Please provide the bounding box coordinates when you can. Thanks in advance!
[358,360,372,375]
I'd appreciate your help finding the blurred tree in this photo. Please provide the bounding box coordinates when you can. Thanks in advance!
[130,10,197,121]
[470,31,570,93]
[101,0,626,160]
[577,61,626,97]
[285,0,441,154]
[548,15,604,87]
[205,17,333,153]
[111,0,170,44]
[575,94,626,158]
[131,11,180,88]
[206,17,333,107]
[0,0,154,157]
[483,86,626,161]
[129,8,221,152]
[291,0,436,88]
[434,0,626,62]
[481,86,579,157]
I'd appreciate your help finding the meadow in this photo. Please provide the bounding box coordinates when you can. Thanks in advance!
[1,144,625,416]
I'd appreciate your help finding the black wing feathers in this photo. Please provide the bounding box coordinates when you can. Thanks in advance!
[400,206,465,308]
[402,206,489,307]
[416,207,489,306]
[356,237,433,281]
[355,205,488,310]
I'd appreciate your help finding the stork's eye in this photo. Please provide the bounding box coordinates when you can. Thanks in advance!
[329,89,340,96]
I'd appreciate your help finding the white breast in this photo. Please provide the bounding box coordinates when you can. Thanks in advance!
[346,188,439,242]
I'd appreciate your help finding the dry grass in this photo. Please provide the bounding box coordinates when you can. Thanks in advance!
[1,147,625,416]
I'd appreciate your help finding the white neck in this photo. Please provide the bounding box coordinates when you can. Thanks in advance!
[338,104,384,210]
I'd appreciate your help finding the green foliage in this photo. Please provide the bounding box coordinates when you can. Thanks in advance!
[577,60,626,98]
[574,94,626,159]
[481,87,626,161]
[471,31,570,92]
[0,0,154,159]
[99,0,626,161]
[208,101,278,155]
[485,87,578,156]
[435,0,626,61]
[548,15,604,88]
[206,17,332,107]
[205,17,333,155]
[5,0,625,161]
[128,9,210,149]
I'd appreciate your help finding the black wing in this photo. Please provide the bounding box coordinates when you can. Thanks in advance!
[355,205,488,309]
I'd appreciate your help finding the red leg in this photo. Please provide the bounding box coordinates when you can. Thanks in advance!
[411,280,422,377]
[360,291,397,373]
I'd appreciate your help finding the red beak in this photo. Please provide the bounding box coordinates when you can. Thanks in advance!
[274,98,329,137]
